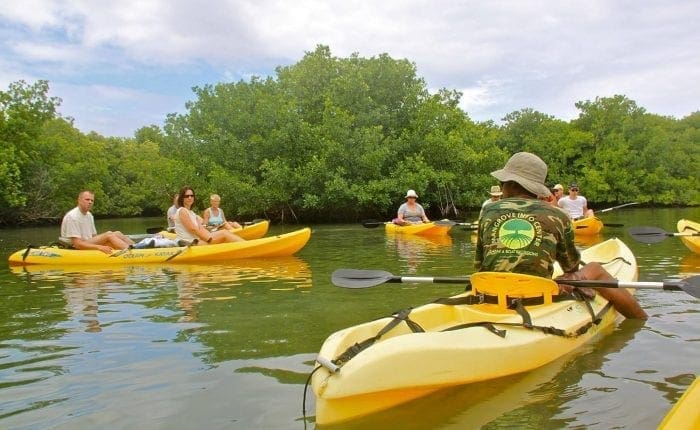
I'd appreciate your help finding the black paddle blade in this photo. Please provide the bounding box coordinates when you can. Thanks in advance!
[628,226,670,243]
[361,220,385,228]
[332,269,394,288]
[146,227,164,234]
[678,275,700,299]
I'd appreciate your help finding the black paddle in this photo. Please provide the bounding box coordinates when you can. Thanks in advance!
[598,202,639,213]
[628,226,700,244]
[331,269,700,298]
[110,245,134,258]
[362,219,477,229]
[164,238,198,262]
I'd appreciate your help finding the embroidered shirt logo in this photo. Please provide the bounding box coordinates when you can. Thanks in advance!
[498,218,535,249]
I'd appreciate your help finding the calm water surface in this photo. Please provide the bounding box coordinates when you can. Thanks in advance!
[0,208,698,429]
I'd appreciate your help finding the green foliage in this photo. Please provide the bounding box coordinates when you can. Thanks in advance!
[0,80,60,220]
[2,55,698,226]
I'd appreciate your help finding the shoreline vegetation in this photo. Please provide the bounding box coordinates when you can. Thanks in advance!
[2,45,698,227]
[1,203,697,230]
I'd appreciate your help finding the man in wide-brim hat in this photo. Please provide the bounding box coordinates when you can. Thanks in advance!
[475,152,646,319]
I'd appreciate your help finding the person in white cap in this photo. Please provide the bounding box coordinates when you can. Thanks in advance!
[479,185,503,218]
[475,152,646,319]
[395,189,430,225]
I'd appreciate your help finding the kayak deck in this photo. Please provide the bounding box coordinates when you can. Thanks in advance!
[312,238,636,425]
[159,220,270,241]
[385,221,451,236]
[658,376,700,429]
[677,219,700,254]
[573,216,604,236]
[8,228,311,265]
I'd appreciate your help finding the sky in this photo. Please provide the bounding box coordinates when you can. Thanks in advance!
[1,0,698,137]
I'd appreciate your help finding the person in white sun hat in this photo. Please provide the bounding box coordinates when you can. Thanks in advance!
[394,189,430,225]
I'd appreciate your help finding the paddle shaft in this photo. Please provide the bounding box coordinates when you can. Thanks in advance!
[386,275,472,284]
[381,275,687,292]
[331,269,700,298]
[164,238,198,261]
[599,202,638,213]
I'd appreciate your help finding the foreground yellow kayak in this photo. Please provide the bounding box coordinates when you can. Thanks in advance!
[658,376,700,429]
[384,221,451,236]
[8,228,311,266]
[312,238,636,425]
[573,216,604,236]
[677,219,700,254]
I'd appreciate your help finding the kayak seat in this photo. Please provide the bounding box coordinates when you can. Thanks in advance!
[471,272,559,310]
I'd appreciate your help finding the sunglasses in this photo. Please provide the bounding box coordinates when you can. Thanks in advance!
[184,194,195,198]
[570,188,579,192]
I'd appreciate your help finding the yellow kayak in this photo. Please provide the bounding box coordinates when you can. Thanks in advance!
[384,221,451,236]
[677,219,700,254]
[312,238,636,425]
[159,219,270,241]
[573,216,604,236]
[8,228,311,266]
[658,376,700,429]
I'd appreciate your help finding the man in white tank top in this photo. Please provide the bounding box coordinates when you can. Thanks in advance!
[557,183,594,219]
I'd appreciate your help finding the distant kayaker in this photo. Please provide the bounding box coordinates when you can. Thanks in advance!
[558,183,595,219]
[478,185,503,218]
[174,186,244,244]
[394,189,430,225]
[202,194,242,230]
[60,190,134,254]
[475,152,647,319]
[552,183,564,201]
[166,194,178,231]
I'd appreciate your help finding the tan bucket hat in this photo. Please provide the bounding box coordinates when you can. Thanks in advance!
[491,152,552,197]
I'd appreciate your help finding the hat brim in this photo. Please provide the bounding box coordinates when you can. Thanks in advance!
[491,169,552,197]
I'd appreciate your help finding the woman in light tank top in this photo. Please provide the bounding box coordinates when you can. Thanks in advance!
[174,187,244,244]
[202,194,242,230]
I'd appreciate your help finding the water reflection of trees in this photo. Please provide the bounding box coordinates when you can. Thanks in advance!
[385,233,453,274]
[11,258,314,361]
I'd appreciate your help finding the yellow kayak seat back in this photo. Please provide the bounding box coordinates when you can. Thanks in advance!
[471,271,559,310]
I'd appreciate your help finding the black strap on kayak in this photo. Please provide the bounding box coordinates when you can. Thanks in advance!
[432,292,576,307]
[442,321,507,338]
[434,290,607,338]
[331,307,424,367]
[330,285,616,367]
[21,245,33,261]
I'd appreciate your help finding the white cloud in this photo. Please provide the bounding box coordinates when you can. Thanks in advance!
[1,0,698,136]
